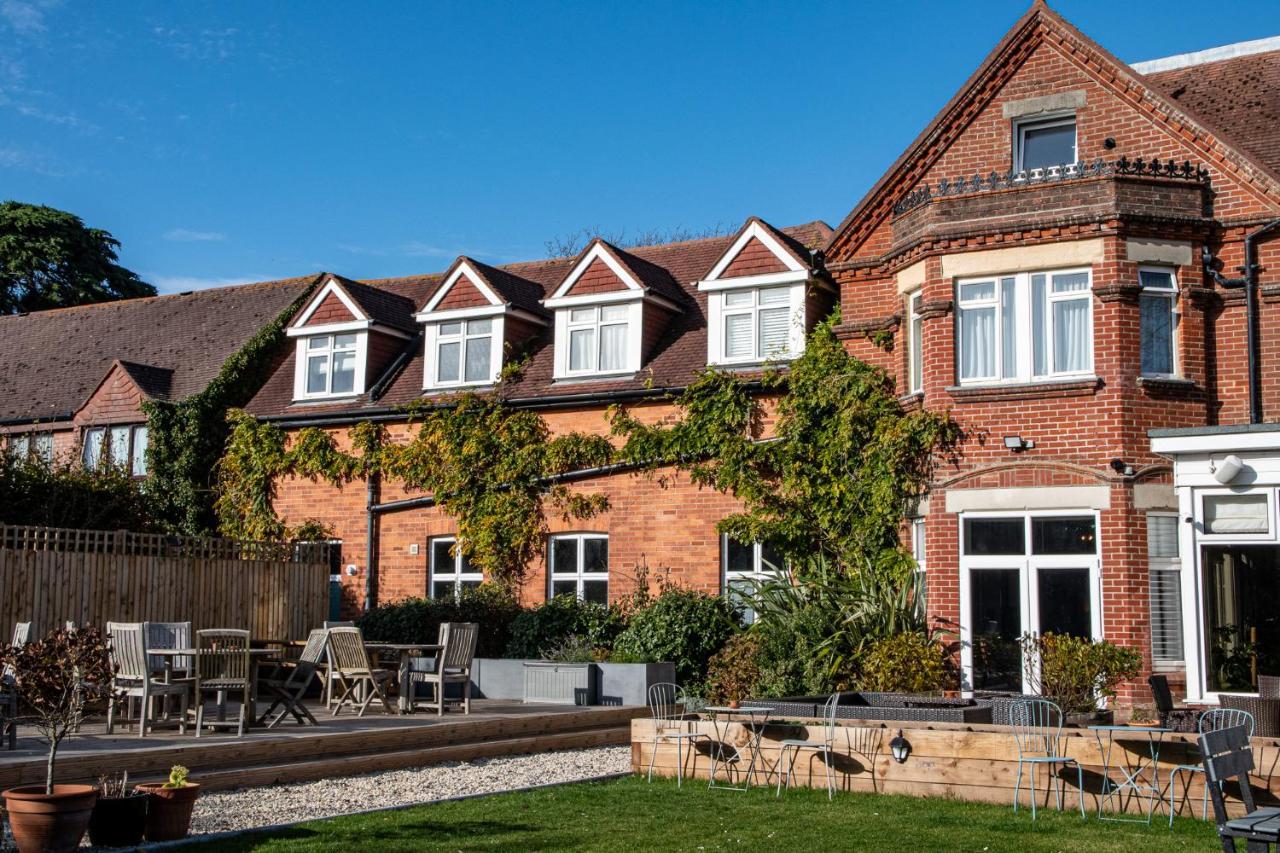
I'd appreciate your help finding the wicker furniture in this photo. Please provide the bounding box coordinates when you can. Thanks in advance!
[407,622,478,715]
[1219,693,1280,738]
[193,628,252,737]
[750,692,994,724]
[257,628,327,728]
[105,621,190,737]
[776,693,841,800]
[1009,699,1085,821]
[1200,724,1280,850]
[327,627,396,717]
[645,682,708,787]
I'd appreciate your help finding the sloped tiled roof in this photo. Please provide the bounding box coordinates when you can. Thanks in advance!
[246,221,833,419]
[0,274,319,423]
[325,276,419,333]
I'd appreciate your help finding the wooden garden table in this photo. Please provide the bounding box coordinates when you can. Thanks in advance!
[362,642,444,713]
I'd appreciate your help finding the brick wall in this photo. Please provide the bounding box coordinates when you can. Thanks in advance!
[720,237,789,278]
[564,257,628,296]
[303,292,356,326]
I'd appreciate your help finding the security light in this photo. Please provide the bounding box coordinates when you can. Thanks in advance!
[1003,435,1034,452]
[890,730,911,763]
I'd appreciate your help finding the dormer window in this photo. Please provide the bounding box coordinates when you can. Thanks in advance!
[433,318,496,386]
[1014,115,1077,172]
[305,333,359,396]
[718,286,794,363]
[568,305,629,374]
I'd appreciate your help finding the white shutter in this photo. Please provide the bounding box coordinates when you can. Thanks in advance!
[1204,494,1269,534]
[1146,514,1183,664]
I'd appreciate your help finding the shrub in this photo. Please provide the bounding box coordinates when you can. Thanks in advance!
[356,585,522,658]
[704,634,763,704]
[504,595,625,659]
[751,610,843,698]
[0,455,158,532]
[859,632,949,693]
[1021,633,1143,713]
[611,588,740,685]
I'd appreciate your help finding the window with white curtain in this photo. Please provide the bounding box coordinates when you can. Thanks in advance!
[1147,513,1184,665]
[907,291,924,393]
[566,305,629,375]
[1139,268,1178,377]
[304,333,358,396]
[719,286,793,363]
[81,424,148,475]
[956,267,1092,385]
[435,319,494,385]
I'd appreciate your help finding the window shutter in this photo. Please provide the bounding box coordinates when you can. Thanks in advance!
[1146,514,1183,663]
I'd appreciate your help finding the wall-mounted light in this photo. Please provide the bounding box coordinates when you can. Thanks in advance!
[1003,435,1035,452]
[889,729,911,763]
[345,564,359,577]
[1109,458,1135,477]
[1211,454,1244,485]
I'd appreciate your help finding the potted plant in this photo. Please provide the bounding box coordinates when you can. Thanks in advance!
[1020,632,1142,726]
[135,765,200,841]
[87,772,149,848]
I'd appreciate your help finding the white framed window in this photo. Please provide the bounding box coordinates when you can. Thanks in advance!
[907,291,924,393]
[1146,513,1184,667]
[719,287,792,363]
[33,433,53,464]
[81,424,148,476]
[548,533,608,604]
[564,305,629,375]
[1198,490,1273,540]
[956,268,1093,385]
[1014,115,1077,172]
[911,517,927,614]
[429,537,483,600]
[296,333,362,399]
[433,318,496,387]
[721,535,785,624]
[1139,267,1179,377]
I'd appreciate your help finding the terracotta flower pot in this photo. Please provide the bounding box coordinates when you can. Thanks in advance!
[134,782,200,841]
[728,699,742,709]
[87,792,150,848]
[2,784,98,853]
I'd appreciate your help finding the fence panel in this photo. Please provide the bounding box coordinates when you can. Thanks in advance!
[0,525,329,641]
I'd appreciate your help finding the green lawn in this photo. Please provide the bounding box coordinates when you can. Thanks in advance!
[191,775,1219,852]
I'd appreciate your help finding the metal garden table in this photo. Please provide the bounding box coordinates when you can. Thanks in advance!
[1089,724,1172,823]
[704,705,774,791]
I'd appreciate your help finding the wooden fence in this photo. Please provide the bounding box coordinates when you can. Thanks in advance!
[0,525,331,642]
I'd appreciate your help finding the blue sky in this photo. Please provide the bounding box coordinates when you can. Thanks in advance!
[2,1,1275,293]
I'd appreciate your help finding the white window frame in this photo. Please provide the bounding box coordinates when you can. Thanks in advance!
[957,510,1103,694]
[707,284,806,366]
[1139,266,1180,379]
[955,267,1094,386]
[1013,114,1077,172]
[547,533,609,601]
[428,536,483,600]
[720,535,785,623]
[425,317,503,389]
[554,302,642,379]
[81,424,148,476]
[293,332,367,400]
[1146,512,1184,669]
[907,291,924,394]
[1196,488,1276,542]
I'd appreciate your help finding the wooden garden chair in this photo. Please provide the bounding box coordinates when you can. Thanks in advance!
[193,628,251,737]
[407,622,478,715]
[327,627,396,717]
[258,628,327,728]
[105,621,189,737]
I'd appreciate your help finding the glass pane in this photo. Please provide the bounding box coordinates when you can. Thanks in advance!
[464,335,491,382]
[459,580,482,593]
[960,281,995,302]
[724,290,752,307]
[431,581,456,600]
[83,429,104,467]
[306,355,328,394]
[1150,567,1184,663]
[724,313,752,359]
[1052,298,1089,373]
[959,306,995,380]
[1140,269,1176,291]
[130,426,148,476]
[9,436,28,459]
[1147,515,1179,559]
[109,426,130,466]
[1052,272,1089,293]
[757,307,790,357]
[438,321,462,337]
[458,549,475,575]
[1000,277,1017,379]
[726,578,756,624]
[1037,568,1091,638]
[466,318,492,335]
[334,333,358,349]
[551,538,579,575]
[569,328,594,371]
[569,307,595,324]
[1140,293,1174,375]
[551,580,577,599]
[1020,120,1076,170]
[437,341,460,382]
[307,336,327,350]
[910,311,923,391]
[432,540,455,576]
[964,518,1025,555]
[582,580,609,605]
[970,569,1022,691]
[758,287,789,305]
[331,350,356,393]
[583,537,608,573]
[1202,546,1280,691]
[725,538,754,576]
[1205,494,1269,534]
[759,541,785,576]
[600,304,628,322]
[599,324,627,371]
[33,433,52,463]
[1032,274,1048,376]
[1031,517,1097,555]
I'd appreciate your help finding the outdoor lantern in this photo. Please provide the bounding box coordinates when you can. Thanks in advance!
[889,730,911,763]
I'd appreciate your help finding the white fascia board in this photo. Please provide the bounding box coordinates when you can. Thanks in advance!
[697,269,809,291]
[543,289,647,310]
[1152,431,1280,456]
[703,220,807,283]
[547,243,643,300]
[286,319,373,337]
[416,304,508,323]
[421,261,504,313]
[292,277,368,328]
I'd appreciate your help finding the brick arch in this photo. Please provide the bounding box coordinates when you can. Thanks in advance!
[937,459,1113,490]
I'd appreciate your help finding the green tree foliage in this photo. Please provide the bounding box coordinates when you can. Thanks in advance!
[355,585,524,658]
[504,595,626,658]
[859,632,951,694]
[610,587,740,685]
[0,201,153,314]
[0,454,157,531]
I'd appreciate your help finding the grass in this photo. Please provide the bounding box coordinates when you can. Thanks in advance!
[189,774,1220,852]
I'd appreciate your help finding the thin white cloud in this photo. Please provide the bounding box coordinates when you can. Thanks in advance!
[0,145,75,177]
[164,228,225,243]
[398,241,455,258]
[0,0,54,35]
[148,274,265,294]
[337,241,459,259]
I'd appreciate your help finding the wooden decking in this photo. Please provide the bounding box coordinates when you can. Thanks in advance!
[1,700,642,791]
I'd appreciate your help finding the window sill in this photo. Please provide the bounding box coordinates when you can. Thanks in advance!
[290,394,362,406]
[1137,376,1201,395]
[551,371,637,385]
[945,376,1101,402]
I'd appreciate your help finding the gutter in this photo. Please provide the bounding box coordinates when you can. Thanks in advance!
[0,413,74,428]
[1202,218,1280,425]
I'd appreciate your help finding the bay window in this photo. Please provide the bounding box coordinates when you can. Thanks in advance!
[549,533,608,603]
[303,333,359,397]
[1139,268,1178,377]
[956,268,1093,385]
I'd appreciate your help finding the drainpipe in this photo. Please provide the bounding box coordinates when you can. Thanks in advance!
[1202,218,1280,424]
[364,469,380,613]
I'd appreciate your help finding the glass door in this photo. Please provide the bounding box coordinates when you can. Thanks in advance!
[1202,545,1280,693]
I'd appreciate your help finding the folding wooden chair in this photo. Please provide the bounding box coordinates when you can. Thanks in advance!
[327,627,396,717]
[258,629,327,728]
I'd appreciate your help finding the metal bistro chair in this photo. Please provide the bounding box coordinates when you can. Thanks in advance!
[193,629,252,737]
[257,628,327,728]
[1201,724,1280,851]
[408,622,478,715]
[105,622,189,737]
[1169,708,1255,827]
[1009,698,1085,821]
[777,692,841,800]
[327,627,396,717]
[645,683,709,787]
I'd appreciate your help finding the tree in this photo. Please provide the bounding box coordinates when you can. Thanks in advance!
[0,201,154,314]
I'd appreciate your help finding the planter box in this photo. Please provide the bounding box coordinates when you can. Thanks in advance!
[597,662,675,707]
[522,662,598,705]
[466,659,672,706]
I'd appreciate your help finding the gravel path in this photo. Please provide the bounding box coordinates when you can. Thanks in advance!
[188,746,632,836]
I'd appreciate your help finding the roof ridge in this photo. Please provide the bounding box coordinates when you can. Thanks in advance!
[1132,35,1280,74]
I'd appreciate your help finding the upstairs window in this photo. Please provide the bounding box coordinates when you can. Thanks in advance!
[1139,268,1178,377]
[435,319,494,386]
[304,333,358,397]
[719,286,793,363]
[566,305,629,375]
[907,291,924,394]
[956,268,1092,385]
[82,424,148,476]
[1014,115,1077,172]
[429,537,483,600]
[7,433,53,465]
